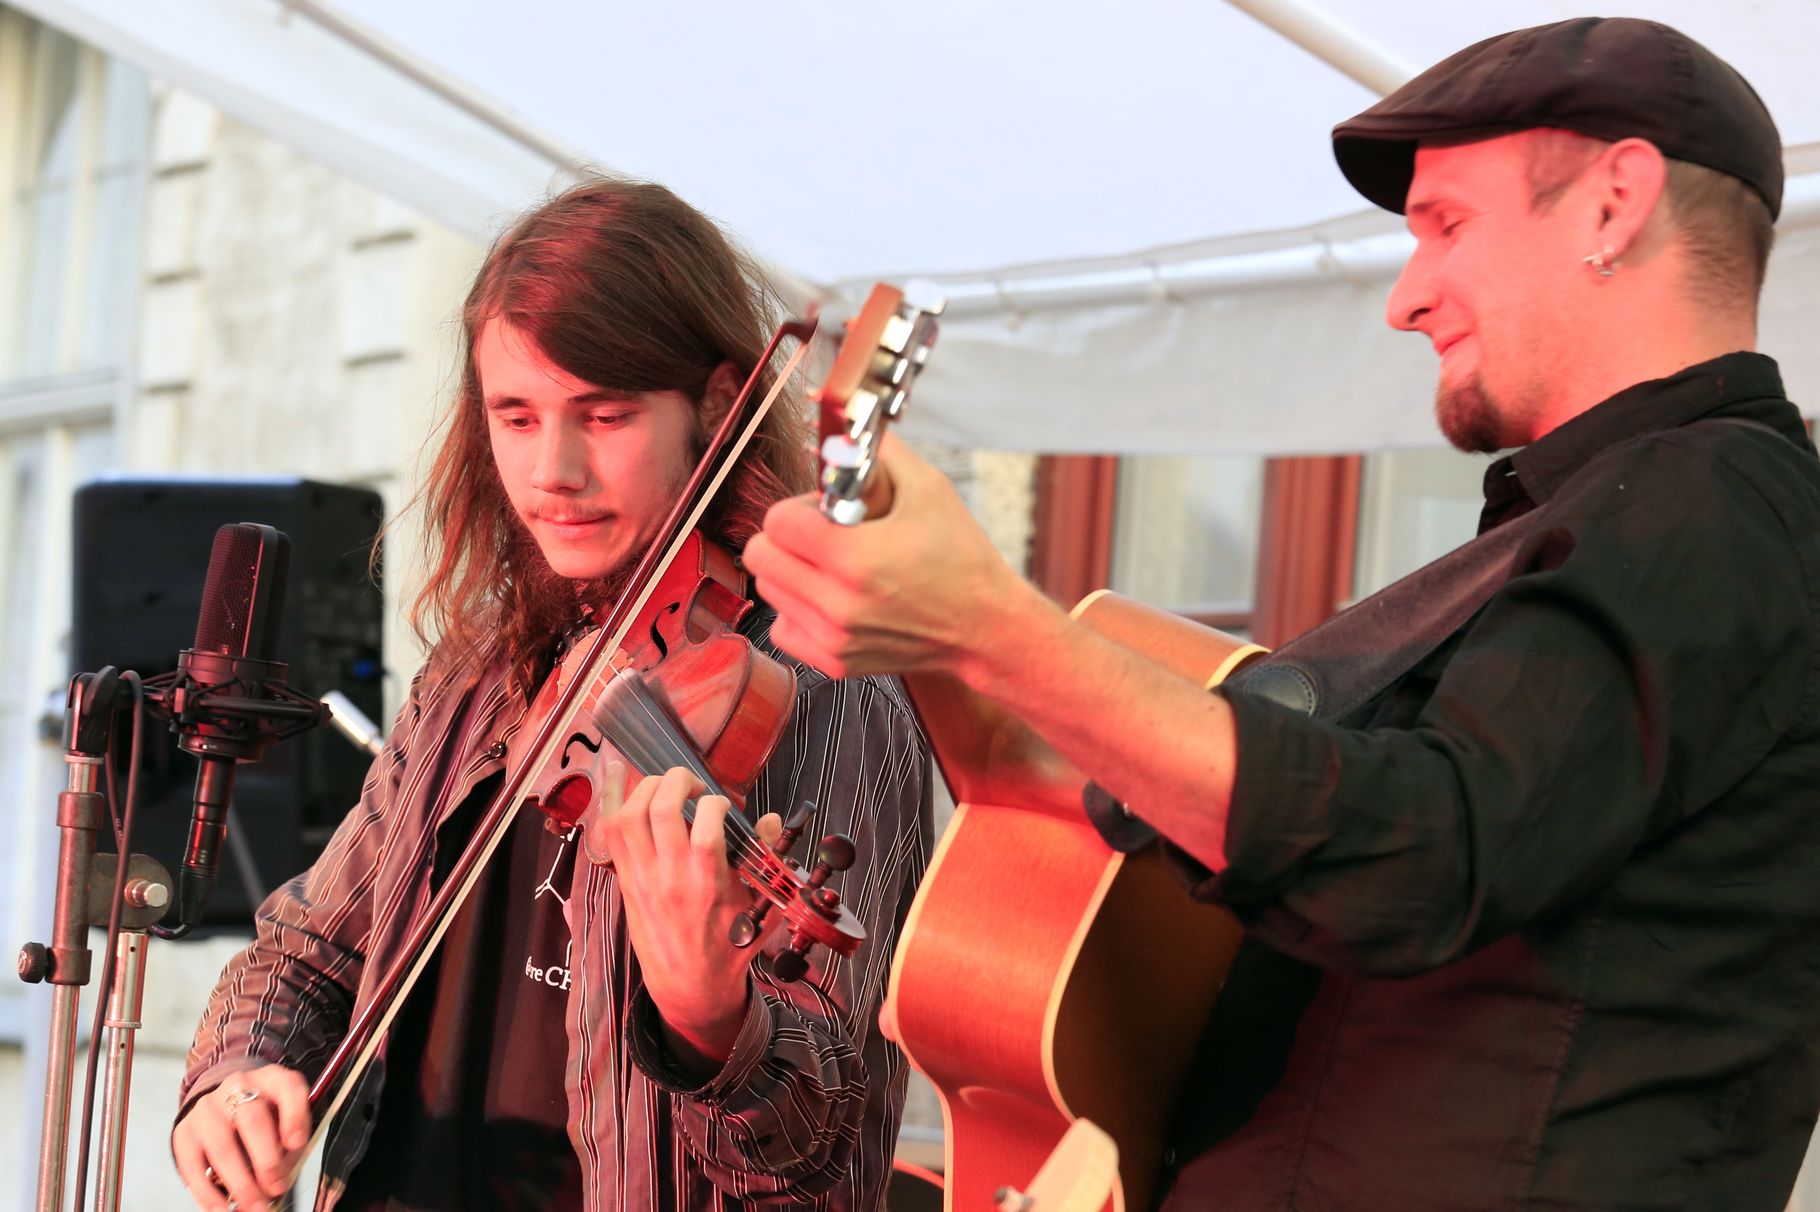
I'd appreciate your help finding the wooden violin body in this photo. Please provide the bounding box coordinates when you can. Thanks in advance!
[884,592,1260,1212]
[508,529,866,964]
[510,530,796,826]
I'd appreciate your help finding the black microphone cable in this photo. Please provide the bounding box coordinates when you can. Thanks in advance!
[73,669,145,1212]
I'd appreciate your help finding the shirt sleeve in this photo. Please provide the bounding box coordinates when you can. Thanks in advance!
[623,670,933,1201]
[1182,430,1816,977]
[176,662,436,1121]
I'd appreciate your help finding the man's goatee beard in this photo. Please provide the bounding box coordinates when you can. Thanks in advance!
[1437,375,1504,454]
[574,561,640,622]
[509,524,643,640]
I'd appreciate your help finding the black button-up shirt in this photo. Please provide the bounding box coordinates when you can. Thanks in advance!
[1164,353,1820,1210]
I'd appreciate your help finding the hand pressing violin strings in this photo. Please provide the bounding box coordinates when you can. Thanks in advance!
[583,761,785,1077]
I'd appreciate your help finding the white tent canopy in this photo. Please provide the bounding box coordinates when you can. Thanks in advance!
[18,0,1820,454]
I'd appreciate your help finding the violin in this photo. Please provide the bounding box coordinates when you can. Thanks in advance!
[507,527,865,973]
[510,528,793,823]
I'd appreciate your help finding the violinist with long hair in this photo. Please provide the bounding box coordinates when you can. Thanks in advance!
[168,178,932,1212]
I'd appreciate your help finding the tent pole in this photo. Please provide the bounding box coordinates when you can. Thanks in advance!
[914,228,1413,318]
[900,162,1820,318]
[1222,0,1410,95]
[271,0,594,178]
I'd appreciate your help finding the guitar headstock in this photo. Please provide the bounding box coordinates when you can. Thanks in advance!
[813,281,944,525]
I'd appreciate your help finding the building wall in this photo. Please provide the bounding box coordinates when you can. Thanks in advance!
[129,88,483,693]
[1,11,151,1207]
[3,74,488,1212]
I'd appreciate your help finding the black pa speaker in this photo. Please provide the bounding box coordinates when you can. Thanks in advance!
[72,477,385,928]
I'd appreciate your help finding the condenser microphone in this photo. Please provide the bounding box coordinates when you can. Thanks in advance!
[148,522,326,930]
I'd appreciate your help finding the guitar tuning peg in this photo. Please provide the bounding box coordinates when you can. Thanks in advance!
[993,1187,1034,1212]
[902,279,947,316]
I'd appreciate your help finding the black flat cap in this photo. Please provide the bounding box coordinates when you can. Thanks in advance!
[1332,18,1783,220]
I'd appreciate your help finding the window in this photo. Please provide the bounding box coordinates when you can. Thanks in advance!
[1,10,149,380]
[0,8,148,1042]
[1031,452,1360,648]
[1110,453,1264,629]
[1353,447,1493,599]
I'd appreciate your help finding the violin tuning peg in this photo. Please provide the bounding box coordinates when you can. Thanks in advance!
[773,800,816,856]
[728,902,771,949]
[816,833,856,873]
[773,945,810,984]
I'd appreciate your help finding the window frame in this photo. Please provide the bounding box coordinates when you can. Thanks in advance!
[1029,452,1361,647]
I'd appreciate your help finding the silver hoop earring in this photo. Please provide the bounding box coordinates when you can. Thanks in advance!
[1583,246,1619,277]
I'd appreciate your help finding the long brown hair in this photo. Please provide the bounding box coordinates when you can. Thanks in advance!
[406,177,815,687]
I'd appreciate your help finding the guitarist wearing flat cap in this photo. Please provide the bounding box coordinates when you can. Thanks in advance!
[747,18,1820,1211]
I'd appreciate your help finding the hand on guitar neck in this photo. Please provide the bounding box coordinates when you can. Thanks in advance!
[745,431,1242,872]
[751,432,1039,684]
[749,284,1250,1212]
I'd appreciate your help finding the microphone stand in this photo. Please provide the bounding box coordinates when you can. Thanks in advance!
[23,519,334,1210]
[19,670,173,1212]
[20,663,324,1212]
[93,927,151,1212]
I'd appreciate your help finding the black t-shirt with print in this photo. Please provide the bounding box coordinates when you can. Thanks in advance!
[340,773,582,1211]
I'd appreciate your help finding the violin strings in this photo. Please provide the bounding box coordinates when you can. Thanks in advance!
[545,339,813,878]
[599,667,782,872]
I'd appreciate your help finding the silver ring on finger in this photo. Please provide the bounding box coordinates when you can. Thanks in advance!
[222,1085,261,1121]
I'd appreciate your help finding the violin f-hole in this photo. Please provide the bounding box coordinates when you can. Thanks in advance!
[645,603,681,659]
[560,730,606,770]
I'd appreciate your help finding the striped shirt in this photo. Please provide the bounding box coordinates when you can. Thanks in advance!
[179,612,932,1210]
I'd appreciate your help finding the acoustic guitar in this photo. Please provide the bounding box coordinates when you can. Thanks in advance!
[810,285,1257,1212]
[882,591,1255,1212]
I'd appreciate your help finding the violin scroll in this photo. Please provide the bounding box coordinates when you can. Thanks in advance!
[726,800,863,982]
